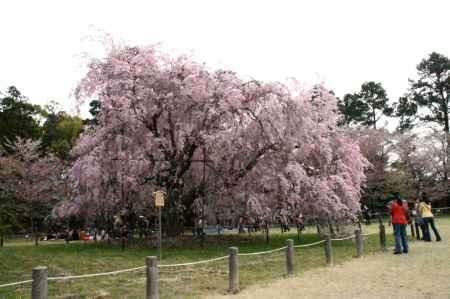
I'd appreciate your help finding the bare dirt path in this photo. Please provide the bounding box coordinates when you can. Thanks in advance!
[208,219,450,299]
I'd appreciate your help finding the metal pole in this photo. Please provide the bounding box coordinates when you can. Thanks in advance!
[158,207,162,261]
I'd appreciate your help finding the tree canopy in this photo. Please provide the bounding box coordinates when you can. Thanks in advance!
[54,44,368,233]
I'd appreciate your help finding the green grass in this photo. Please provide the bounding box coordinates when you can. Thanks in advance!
[0,221,404,299]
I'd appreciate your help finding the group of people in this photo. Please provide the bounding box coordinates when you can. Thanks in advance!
[390,192,442,255]
[413,194,442,242]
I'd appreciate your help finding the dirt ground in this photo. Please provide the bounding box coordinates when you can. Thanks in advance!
[208,219,450,299]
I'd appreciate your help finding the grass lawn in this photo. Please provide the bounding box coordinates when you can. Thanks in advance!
[0,221,401,299]
[209,215,450,299]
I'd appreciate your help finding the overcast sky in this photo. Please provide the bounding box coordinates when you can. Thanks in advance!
[1,0,449,119]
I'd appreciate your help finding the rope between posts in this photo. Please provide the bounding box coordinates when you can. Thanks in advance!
[238,246,287,256]
[158,255,228,268]
[0,280,33,288]
[331,235,355,241]
[293,239,326,248]
[48,265,146,281]
[432,206,450,210]
[361,232,379,237]
[0,230,378,288]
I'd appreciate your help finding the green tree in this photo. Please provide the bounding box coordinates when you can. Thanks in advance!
[395,52,450,180]
[0,86,41,151]
[40,102,83,160]
[87,99,101,125]
[338,81,392,128]
[395,52,450,131]
[337,93,367,126]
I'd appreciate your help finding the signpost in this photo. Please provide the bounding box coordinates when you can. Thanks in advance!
[154,190,165,261]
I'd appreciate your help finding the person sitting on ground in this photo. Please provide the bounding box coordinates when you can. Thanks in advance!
[419,192,442,242]
[390,192,409,254]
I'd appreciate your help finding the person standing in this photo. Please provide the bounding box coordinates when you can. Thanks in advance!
[390,192,409,254]
[413,198,425,240]
[419,193,442,242]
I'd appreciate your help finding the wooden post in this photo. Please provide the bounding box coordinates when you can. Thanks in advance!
[286,239,294,276]
[324,236,333,266]
[32,266,48,299]
[379,223,387,252]
[228,247,239,294]
[355,229,363,257]
[146,256,159,299]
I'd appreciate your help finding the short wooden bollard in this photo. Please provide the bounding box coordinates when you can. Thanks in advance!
[379,224,387,252]
[285,239,294,276]
[324,236,333,266]
[145,256,159,299]
[228,247,239,294]
[32,266,48,299]
[146,256,159,299]
[355,230,363,257]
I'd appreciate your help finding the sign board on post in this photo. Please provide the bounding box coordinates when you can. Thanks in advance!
[153,190,165,261]
[154,190,165,207]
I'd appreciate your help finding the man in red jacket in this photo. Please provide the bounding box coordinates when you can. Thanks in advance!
[390,192,409,254]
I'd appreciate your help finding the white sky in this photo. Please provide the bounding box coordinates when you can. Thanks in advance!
[1,0,449,120]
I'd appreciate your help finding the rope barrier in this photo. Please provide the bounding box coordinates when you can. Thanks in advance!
[0,280,33,288]
[0,230,378,288]
[158,255,228,268]
[361,232,379,237]
[238,246,287,256]
[433,206,450,211]
[48,266,146,281]
[331,235,355,241]
[293,239,326,248]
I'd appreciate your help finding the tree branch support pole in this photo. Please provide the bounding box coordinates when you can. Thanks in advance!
[379,223,387,251]
[146,256,159,299]
[201,147,206,248]
[324,236,333,266]
[32,266,48,299]
[355,229,363,257]
[286,239,294,276]
[228,247,239,294]
[121,235,126,251]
